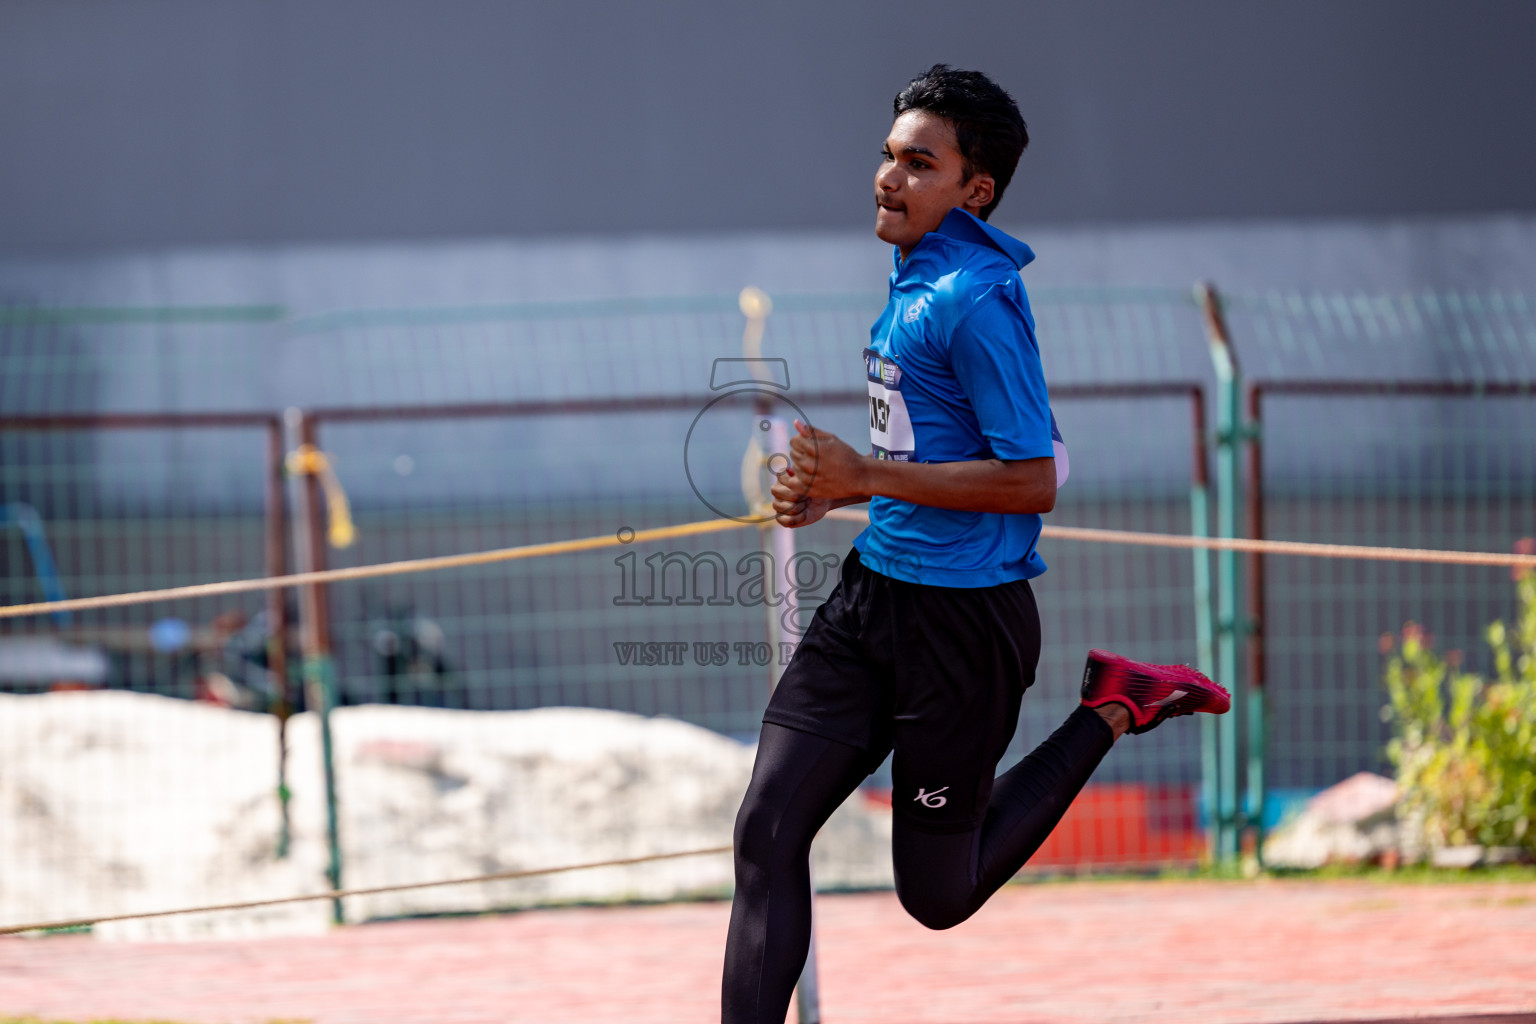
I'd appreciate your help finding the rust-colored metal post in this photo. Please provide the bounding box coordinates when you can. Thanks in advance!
[264,419,293,858]
[297,415,334,655]
[1190,386,1210,492]
[286,408,343,923]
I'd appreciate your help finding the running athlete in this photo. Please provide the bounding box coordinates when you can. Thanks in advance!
[721,65,1230,1023]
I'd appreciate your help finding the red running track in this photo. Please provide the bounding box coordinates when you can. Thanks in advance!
[3,878,1534,1024]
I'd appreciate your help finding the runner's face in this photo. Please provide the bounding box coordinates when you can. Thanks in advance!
[875,111,994,257]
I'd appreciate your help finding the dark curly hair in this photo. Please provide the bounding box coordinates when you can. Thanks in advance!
[894,64,1028,221]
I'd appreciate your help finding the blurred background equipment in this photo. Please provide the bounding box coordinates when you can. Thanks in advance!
[0,502,70,622]
[365,603,452,707]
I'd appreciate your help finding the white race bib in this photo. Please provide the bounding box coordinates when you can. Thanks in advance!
[865,348,915,461]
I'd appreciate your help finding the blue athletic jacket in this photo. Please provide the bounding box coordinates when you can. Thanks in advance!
[853,208,1065,588]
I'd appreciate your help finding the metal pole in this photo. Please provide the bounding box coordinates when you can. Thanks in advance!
[1196,283,1244,866]
[761,417,821,1024]
[1187,388,1219,862]
[285,407,345,923]
[739,286,820,1024]
[264,420,294,859]
[1244,385,1269,863]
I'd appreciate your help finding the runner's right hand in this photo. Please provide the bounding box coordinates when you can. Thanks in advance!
[771,470,831,528]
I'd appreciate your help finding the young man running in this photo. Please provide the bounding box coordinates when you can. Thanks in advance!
[721,65,1230,1023]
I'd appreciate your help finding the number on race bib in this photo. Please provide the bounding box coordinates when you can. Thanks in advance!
[865,348,915,461]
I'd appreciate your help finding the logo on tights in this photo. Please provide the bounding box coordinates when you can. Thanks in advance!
[914,786,950,808]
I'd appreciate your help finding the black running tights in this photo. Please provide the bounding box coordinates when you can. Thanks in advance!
[721,707,1114,1024]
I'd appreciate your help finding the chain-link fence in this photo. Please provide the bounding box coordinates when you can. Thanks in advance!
[1221,292,1536,837]
[281,289,1219,875]
[0,401,309,935]
[10,286,1530,930]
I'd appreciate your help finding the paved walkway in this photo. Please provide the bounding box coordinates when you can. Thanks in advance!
[3,879,1535,1023]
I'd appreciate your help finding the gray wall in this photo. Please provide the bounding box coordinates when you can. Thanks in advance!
[6,213,1536,313]
[3,0,1536,253]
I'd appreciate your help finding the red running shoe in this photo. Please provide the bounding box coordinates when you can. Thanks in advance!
[1080,649,1230,734]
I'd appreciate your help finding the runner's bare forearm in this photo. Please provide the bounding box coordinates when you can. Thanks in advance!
[784,421,1054,515]
[861,455,1055,515]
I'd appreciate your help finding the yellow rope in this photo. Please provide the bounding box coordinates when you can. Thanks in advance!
[5,507,1534,931]
[0,845,733,936]
[4,512,1535,621]
[0,518,756,620]
[826,507,1536,569]
[1042,525,1536,567]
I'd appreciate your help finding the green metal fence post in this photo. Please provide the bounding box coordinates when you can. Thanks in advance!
[1186,388,1220,862]
[286,406,345,924]
[1244,385,1269,865]
[304,652,343,918]
[1197,283,1244,865]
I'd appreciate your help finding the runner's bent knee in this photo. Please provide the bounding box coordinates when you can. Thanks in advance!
[891,822,984,930]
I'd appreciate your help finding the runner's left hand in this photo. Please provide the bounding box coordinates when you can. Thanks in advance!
[784,420,869,502]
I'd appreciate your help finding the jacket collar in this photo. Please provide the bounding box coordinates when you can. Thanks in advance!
[935,208,1035,268]
[895,207,1035,270]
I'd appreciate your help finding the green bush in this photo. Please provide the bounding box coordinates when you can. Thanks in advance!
[1382,555,1536,853]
